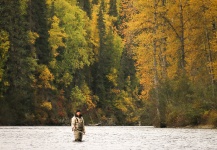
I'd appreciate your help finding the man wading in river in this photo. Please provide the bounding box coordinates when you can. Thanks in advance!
[71,110,85,142]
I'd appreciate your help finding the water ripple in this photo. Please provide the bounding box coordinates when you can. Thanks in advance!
[0,126,216,150]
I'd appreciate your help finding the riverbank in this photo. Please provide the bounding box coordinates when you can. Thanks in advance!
[183,124,217,129]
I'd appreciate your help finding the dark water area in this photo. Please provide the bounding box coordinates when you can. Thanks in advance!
[0,126,216,150]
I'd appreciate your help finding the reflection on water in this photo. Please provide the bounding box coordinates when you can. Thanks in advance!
[0,126,217,150]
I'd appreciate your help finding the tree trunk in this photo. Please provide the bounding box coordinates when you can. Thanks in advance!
[153,0,161,127]
[179,0,185,71]
[204,17,215,98]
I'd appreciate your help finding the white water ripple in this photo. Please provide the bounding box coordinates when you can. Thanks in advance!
[0,126,216,150]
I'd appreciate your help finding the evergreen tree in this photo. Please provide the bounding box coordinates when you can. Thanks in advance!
[84,0,92,18]
[92,0,99,5]
[109,0,118,17]
[77,0,92,19]
[0,30,9,98]
[0,0,37,125]
[29,0,51,65]
[95,0,107,106]
[98,0,106,53]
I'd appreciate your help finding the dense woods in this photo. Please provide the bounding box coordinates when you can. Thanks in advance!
[0,0,217,127]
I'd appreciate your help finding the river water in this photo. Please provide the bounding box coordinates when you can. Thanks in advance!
[0,126,216,150]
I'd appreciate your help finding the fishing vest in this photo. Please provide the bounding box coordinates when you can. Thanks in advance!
[75,117,84,131]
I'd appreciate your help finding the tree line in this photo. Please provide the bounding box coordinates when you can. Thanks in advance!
[0,0,217,127]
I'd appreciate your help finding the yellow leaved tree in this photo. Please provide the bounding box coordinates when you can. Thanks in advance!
[127,0,217,127]
[48,16,67,58]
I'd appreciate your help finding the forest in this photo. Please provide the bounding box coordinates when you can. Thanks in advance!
[0,0,217,127]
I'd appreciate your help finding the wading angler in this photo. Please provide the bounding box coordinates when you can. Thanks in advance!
[71,110,85,142]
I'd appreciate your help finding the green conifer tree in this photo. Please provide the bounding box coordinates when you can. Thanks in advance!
[77,0,92,18]
[0,0,37,125]
[92,0,99,5]
[29,0,51,65]
[109,0,118,17]
[94,0,107,106]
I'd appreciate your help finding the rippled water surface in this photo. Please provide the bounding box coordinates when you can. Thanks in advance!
[0,126,217,150]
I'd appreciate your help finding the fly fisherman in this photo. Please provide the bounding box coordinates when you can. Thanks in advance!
[71,110,85,142]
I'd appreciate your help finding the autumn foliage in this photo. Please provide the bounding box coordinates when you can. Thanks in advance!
[0,0,217,127]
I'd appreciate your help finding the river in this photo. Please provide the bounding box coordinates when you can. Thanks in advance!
[0,126,216,150]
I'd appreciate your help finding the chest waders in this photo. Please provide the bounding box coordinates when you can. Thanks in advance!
[74,118,84,141]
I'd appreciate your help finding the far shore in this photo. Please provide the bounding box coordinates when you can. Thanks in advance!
[166,124,217,129]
